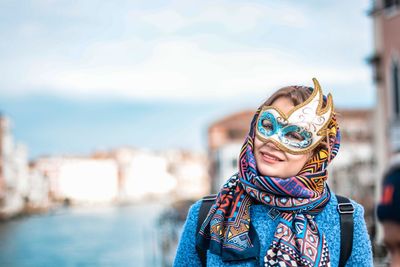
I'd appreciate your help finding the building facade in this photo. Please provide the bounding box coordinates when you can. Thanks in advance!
[370,0,400,183]
[369,0,400,245]
[86,147,208,202]
[0,115,31,218]
[208,110,253,192]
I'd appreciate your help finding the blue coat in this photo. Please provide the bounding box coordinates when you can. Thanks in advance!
[174,193,373,266]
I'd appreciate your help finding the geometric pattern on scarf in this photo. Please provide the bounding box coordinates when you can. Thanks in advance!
[196,100,340,267]
[264,213,331,267]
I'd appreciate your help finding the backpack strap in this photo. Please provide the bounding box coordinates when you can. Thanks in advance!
[336,195,355,267]
[195,194,217,267]
[195,194,354,267]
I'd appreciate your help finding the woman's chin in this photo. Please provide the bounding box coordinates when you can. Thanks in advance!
[258,165,296,179]
[258,166,280,177]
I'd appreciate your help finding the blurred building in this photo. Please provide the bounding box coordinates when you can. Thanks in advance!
[329,109,376,236]
[95,147,209,202]
[164,150,209,200]
[32,156,63,202]
[369,0,400,245]
[27,162,50,210]
[0,115,30,218]
[114,148,177,202]
[330,109,374,197]
[34,157,119,204]
[370,0,400,193]
[208,110,253,192]
[33,147,208,205]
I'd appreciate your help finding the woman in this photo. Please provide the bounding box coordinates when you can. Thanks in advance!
[174,78,372,266]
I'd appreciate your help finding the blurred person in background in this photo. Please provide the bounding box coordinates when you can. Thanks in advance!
[377,163,400,267]
[174,78,372,266]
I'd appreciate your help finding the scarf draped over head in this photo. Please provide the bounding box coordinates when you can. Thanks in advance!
[196,89,341,267]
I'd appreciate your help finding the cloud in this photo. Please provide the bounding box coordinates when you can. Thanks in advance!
[0,0,372,104]
[128,1,309,34]
[13,39,369,101]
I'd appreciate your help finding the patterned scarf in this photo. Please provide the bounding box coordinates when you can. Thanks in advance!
[196,106,340,267]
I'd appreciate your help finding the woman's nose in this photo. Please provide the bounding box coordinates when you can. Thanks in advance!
[264,141,279,151]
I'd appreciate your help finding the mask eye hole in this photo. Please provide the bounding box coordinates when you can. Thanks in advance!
[262,119,274,131]
[285,131,305,142]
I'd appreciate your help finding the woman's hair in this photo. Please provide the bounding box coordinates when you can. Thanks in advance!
[261,85,329,154]
[262,85,313,107]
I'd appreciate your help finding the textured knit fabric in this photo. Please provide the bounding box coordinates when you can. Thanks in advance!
[174,193,373,267]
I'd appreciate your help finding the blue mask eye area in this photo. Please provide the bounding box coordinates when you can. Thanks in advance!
[256,110,314,149]
[281,125,306,142]
[261,119,273,131]
[257,111,277,136]
[280,125,313,149]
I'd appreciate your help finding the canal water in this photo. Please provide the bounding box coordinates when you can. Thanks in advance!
[0,202,168,267]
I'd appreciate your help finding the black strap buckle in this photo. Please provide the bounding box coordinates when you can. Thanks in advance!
[337,203,354,214]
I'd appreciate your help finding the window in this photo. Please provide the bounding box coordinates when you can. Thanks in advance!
[384,0,400,9]
[392,61,400,118]
[227,129,246,139]
[231,158,238,169]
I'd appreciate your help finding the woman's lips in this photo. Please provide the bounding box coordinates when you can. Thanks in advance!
[260,151,283,163]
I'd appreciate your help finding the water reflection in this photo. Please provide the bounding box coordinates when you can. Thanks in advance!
[0,203,165,267]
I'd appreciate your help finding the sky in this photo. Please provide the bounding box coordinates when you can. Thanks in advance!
[0,0,375,158]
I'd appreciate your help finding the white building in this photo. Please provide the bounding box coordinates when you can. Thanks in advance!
[32,147,209,204]
[0,115,30,218]
[96,147,209,202]
[208,111,252,193]
[164,150,209,200]
[211,143,242,191]
[123,150,177,201]
[58,158,118,203]
[34,157,119,204]
[27,166,50,209]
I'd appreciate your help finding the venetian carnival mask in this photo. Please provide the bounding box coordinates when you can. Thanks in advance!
[256,78,334,155]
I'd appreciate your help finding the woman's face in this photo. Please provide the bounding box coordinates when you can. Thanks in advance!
[254,97,312,178]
